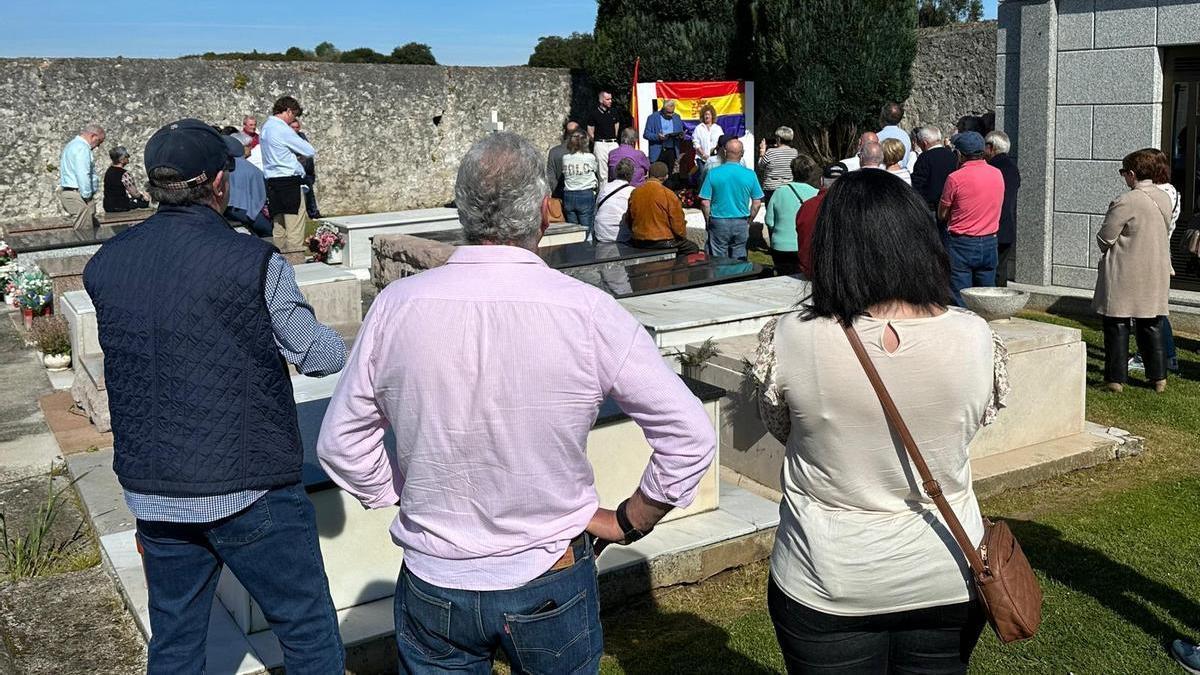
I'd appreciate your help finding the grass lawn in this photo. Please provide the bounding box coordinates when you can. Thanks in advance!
[596,311,1200,674]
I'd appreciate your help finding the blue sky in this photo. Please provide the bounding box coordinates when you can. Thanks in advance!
[0,1,998,66]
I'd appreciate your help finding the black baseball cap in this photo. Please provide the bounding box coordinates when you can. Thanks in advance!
[822,161,849,179]
[144,119,241,189]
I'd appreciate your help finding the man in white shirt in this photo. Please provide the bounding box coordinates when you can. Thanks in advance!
[594,158,635,243]
[876,101,912,166]
[840,131,878,172]
[260,95,316,251]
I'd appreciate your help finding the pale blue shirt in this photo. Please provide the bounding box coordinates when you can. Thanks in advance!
[228,156,267,216]
[59,136,98,198]
[877,125,913,166]
[260,116,316,179]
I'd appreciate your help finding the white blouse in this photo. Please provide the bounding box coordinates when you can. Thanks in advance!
[752,309,1009,616]
[692,122,724,162]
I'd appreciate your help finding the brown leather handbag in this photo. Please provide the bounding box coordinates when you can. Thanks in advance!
[843,324,1042,644]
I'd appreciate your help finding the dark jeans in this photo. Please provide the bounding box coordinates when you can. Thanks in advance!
[395,535,603,674]
[303,180,321,219]
[707,217,750,260]
[768,578,985,675]
[1102,315,1167,383]
[943,233,998,306]
[563,189,596,231]
[630,237,700,256]
[136,483,344,675]
[996,242,1014,287]
[226,206,274,237]
[771,249,801,276]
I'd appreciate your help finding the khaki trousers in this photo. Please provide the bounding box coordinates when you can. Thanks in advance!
[59,190,97,230]
[271,190,310,252]
[593,141,618,184]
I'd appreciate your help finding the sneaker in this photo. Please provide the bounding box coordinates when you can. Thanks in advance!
[1128,354,1145,371]
[1172,639,1200,674]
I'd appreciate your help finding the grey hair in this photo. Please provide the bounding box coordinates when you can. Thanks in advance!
[82,123,105,136]
[614,158,635,182]
[455,132,548,247]
[858,141,884,167]
[985,130,1011,154]
[917,126,942,145]
[108,145,130,164]
[619,126,639,145]
[775,126,794,144]
[662,99,677,110]
[243,114,256,123]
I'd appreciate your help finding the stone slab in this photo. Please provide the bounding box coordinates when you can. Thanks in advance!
[1093,0,1157,49]
[1053,212,1091,267]
[1159,1,1200,45]
[1052,264,1099,290]
[1053,160,1123,215]
[571,256,764,299]
[61,290,99,361]
[66,448,134,538]
[620,276,808,343]
[371,233,456,288]
[323,208,460,229]
[996,1,1022,54]
[972,424,1142,498]
[7,224,129,255]
[292,263,362,328]
[1089,214,1106,268]
[538,241,669,270]
[1057,47,1161,106]
[335,217,460,270]
[1056,0,1094,51]
[1090,104,1160,161]
[1054,106,1092,160]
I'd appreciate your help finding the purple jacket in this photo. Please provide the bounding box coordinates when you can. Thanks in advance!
[607,144,651,186]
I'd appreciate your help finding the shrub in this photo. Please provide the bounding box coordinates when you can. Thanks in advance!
[31,316,70,356]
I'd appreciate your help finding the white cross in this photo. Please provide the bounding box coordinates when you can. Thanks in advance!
[488,110,504,133]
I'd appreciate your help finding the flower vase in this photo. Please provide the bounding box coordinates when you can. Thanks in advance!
[43,353,71,371]
[326,247,344,265]
[22,304,51,329]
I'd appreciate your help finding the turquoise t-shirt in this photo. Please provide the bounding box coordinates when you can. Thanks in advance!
[764,182,819,252]
[699,163,764,219]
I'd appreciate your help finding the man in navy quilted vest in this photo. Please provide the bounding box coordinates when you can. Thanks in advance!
[83,119,348,674]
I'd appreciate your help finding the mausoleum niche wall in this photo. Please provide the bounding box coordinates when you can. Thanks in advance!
[0,59,580,221]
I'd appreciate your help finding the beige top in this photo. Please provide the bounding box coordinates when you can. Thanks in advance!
[752,309,1008,616]
[1093,182,1173,319]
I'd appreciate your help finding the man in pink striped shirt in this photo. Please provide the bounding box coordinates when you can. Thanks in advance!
[316,132,716,673]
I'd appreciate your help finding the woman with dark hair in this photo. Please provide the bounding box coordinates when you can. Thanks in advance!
[1094,148,1175,392]
[1129,149,1181,374]
[561,130,599,231]
[751,169,1008,673]
[102,146,150,213]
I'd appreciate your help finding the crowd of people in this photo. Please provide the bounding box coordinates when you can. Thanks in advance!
[56,96,322,250]
[59,88,1191,675]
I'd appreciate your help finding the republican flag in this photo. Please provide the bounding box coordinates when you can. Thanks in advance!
[654,81,747,140]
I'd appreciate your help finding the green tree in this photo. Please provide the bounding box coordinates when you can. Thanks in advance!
[588,0,753,92]
[917,0,983,27]
[338,47,392,63]
[284,46,309,60]
[754,0,918,162]
[391,42,437,65]
[527,32,594,69]
[314,41,339,60]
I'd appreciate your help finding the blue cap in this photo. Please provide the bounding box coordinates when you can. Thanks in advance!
[144,119,241,189]
[951,131,986,155]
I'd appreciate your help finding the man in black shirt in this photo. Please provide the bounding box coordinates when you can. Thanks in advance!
[985,130,1021,286]
[911,126,958,222]
[587,90,621,183]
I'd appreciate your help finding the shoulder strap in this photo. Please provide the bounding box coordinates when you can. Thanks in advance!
[842,324,989,577]
[596,182,632,210]
[787,184,803,201]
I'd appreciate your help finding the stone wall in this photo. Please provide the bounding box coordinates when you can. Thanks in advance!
[0,59,580,221]
[904,21,998,133]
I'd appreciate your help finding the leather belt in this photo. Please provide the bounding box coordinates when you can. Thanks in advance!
[595,138,617,143]
[61,187,78,191]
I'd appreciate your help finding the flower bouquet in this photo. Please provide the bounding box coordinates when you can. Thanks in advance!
[676,187,699,209]
[305,223,346,264]
[8,264,53,328]
[0,241,16,305]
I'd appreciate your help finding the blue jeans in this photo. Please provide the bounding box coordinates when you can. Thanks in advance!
[707,217,750,260]
[395,536,603,674]
[943,233,998,306]
[563,189,596,232]
[136,483,344,675]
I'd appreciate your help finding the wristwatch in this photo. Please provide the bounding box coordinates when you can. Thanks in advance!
[615,499,651,545]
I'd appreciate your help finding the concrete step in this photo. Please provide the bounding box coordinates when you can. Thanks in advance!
[971,423,1143,499]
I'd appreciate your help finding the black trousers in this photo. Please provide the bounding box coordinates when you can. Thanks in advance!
[1102,315,1166,383]
[629,237,700,256]
[771,249,801,276]
[996,242,1014,287]
[768,578,985,675]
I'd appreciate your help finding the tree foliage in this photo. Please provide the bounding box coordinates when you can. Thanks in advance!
[184,41,437,65]
[528,32,594,69]
[753,0,918,162]
[587,0,753,93]
[918,0,984,27]
[391,42,438,65]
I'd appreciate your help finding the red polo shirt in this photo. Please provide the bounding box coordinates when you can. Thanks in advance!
[795,188,828,278]
[940,159,1004,236]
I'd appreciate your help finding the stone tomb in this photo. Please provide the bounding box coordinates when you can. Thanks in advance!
[6,224,131,263]
[574,255,765,299]
[684,316,1139,497]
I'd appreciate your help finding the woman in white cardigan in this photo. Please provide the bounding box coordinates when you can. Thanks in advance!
[752,169,1008,674]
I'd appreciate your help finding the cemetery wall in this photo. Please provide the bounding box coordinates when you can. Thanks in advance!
[0,23,993,222]
[0,59,582,221]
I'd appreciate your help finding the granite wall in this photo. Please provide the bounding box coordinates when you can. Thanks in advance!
[0,59,581,221]
[999,0,1199,291]
[904,21,999,133]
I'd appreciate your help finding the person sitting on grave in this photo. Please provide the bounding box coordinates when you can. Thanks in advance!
[594,158,636,243]
[627,161,700,255]
[102,145,151,213]
[316,131,716,674]
[58,123,105,230]
[607,126,651,187]
[82,118,348,674]
[220,128,272,237]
